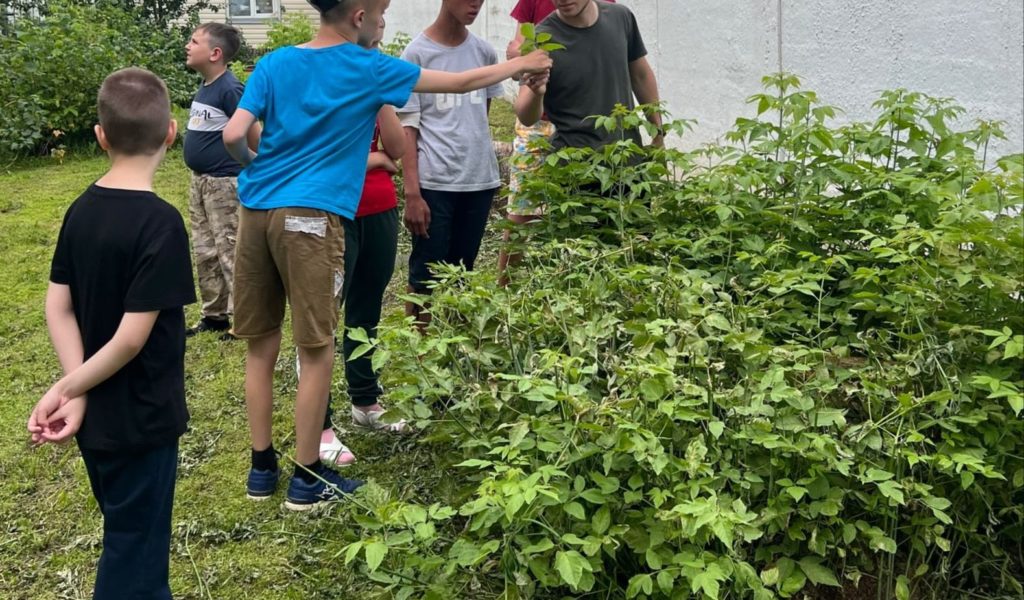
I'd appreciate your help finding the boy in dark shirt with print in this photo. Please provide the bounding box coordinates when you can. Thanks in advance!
[27,67,196,600]
[184,22,261,338]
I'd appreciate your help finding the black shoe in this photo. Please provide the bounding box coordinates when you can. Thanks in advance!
[186,317,231,337]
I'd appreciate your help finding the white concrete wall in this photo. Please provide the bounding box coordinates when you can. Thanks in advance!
[376,0,1023,157]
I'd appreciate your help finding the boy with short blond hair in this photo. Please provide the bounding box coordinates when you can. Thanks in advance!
[184,22,260,338]
[222,0,550,510]
[28,67,195,600]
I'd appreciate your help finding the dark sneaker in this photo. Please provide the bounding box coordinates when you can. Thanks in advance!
[246,467,280,500]
[186,317,231,338]
[284,463,364,512]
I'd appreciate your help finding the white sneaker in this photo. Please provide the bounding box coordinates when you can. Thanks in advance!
[351,406,409,433]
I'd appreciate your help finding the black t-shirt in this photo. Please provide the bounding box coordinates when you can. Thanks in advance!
[183,70,245,177]
[49,185,196,451]
[538,2,647,150]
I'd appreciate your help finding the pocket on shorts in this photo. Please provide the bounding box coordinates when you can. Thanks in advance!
[283,215,328,237]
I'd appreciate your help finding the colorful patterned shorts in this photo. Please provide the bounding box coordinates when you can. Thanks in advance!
[507,118,555,217]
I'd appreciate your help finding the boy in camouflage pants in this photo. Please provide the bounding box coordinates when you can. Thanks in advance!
[184,23,261,337]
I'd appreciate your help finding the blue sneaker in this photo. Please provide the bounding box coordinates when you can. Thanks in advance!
[284,463,364,511]
[246,467,280,500]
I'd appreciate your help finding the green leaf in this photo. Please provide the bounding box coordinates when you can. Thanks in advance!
[522,537,554,555]
[364,541,387,572]
[626,573,653,598]
[508,421,529,447]
[760,567,779,587]
[564,501,586,520]
[592,506,611,535]
[704,313,731,331]
[519,22,535,41]
[798,557,840,587]
[711,520,734,548]
[657,570,676,594]
[640,378,664,401]
[346,326,370,343]
[865,468,894,482]
[645,548,663,570]
[692,571,722,599]
[554,550,588,589]
[895,575,911,600]
[708,420,725,438]
[343,541,362,565]
[785,486,808,501]
[877,480,905,504]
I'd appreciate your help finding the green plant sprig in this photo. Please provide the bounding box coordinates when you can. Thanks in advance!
[519,22,566,54]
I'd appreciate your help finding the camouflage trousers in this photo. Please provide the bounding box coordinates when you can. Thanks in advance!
[189,173,239,319]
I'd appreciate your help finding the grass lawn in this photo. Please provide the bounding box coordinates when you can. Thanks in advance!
[0,101,517,599]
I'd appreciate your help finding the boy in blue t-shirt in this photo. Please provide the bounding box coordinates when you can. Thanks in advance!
[222,0,551,511]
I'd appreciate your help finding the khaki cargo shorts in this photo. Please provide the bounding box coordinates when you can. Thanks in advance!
[233,206,345,348]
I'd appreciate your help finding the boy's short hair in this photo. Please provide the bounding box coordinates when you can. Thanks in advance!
[196,22,242,63]
[313,0,362,22]
[97,68,171,157]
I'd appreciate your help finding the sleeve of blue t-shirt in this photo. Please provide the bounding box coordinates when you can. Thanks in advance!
[238,56,270,119]
[124,218,196,313]
[374,52,421,110]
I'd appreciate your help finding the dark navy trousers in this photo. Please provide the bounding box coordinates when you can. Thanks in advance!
[80,440,178,600]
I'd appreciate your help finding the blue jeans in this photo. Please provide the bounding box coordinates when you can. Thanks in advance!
[80,441,178,600]
[408,187,497,293]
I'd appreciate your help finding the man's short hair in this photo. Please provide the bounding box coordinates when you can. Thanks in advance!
[196,22,242,63]
[97,68,171,157]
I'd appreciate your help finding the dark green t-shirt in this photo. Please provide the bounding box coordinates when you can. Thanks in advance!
[537,2,647,150]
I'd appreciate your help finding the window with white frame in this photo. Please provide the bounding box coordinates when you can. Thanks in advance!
[229,0,276,19]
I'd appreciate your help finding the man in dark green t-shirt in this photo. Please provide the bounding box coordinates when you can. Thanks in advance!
[515,0,663,150]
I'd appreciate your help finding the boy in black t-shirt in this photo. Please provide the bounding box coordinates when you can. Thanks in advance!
[184,23,260,338]
[27,67,196,600]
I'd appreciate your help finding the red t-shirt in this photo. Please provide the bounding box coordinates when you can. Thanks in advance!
[356,123,398,218]
[510,0,615,24]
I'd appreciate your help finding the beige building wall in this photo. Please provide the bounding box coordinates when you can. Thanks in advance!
[195,0,315,46]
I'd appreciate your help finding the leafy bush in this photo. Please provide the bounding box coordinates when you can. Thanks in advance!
[342,76,1023,599]
[0,0,195,155]
[228,15,408,84]
[263,12,315,51]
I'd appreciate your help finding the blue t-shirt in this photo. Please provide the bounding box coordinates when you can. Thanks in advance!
[237,44,421,218]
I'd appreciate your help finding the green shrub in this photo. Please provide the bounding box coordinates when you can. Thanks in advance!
[342,76,1024,599]
[227,15,408,84]
[0,0,195,156]
[264,12,315,51]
